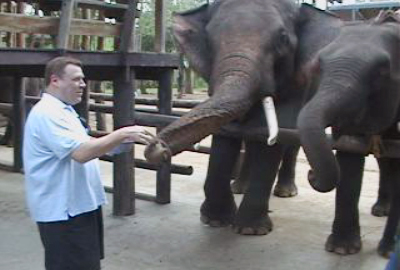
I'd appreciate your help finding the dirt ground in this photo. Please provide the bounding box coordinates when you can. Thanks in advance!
[0,140,390,270]
[0,93,390,269]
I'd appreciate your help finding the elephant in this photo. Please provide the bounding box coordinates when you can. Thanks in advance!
[295,11,400,256]
[144,1,400,257]
[144,0,340,234]
[144,0,321,232]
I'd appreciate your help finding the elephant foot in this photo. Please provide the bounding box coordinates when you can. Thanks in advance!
[230,179,248,194]
[325,233,362,255]
[371,199,390,217]
[273,183,298,198]
[233,214,273,235]
[200,199,237,227]
[377,238,394,258]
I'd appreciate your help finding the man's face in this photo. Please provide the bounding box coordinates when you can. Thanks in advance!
[52,64,86,105]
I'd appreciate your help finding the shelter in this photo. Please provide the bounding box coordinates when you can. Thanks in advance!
[327,0,400,20]
[0,0,180,216]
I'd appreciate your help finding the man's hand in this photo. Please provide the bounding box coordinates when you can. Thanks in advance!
[72,125,156,163]
[118,126,155,145]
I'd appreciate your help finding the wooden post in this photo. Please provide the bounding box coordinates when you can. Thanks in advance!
[97,10,105,51]
[57,0,75,51]
[112,0,138,216]
[119,1,137,53]
[154,0,166,53]
[93,9,106,131]
[112,70,135,216]
[4,2,13,47]
[16,2,26,48]
[71,4,90,122]
[154,0,171,203]
[81,8,91,50]
[13,77,25,172]
[156,70,173,204]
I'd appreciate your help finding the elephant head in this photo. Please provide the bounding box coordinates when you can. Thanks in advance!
[297,13,400,192]
[145,0,302,163]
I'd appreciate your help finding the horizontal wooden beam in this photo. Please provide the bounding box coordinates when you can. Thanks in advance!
[0,0,129,10]
[0,49,179,68]
[104,187,157,203]
[100,155,193,175]
[0,49,179,80]
[0,13,121,37]
[90,92,204,108]
[0,102,12,115]
[89,103,179,127]
[77,0,129,11]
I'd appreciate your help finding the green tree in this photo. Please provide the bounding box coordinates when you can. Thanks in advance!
[138,0,206,53]
[138,0,208,94]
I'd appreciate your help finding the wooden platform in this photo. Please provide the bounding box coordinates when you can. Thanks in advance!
[0,48,179,80]
[0,0,176,216]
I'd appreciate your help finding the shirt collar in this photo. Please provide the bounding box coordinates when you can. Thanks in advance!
[41,93,78,116]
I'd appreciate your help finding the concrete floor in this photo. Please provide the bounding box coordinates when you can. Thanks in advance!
[0,144,390,270]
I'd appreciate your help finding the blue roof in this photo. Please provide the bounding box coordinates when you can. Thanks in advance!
[328,1,400,10]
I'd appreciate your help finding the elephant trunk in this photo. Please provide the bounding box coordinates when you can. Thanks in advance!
[297,104,338,192]
[145,69,268,163]
[297,61,364,192]
[144,50,279,163]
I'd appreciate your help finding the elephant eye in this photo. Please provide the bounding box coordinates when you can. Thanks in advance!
[278,32,290,47]
[273,29,291,56]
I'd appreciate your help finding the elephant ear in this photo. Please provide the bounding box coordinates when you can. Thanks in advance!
[276,4,343,129]
[295,4,343,72]
[292,4,343,98]
[172,4,211,82]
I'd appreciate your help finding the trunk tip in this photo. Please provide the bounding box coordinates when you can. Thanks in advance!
[144,140,171,164]
[308,169,336,193]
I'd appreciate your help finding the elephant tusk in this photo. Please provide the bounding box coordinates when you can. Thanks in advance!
[193,142,201,150]
[262,96,278,146]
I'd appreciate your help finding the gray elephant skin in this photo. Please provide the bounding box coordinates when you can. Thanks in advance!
[144,1,400,257]
[296,12,400,257]
[146,0,307,234]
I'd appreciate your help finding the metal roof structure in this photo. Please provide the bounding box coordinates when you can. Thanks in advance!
[328,1,400,10]
[327,0,400,20]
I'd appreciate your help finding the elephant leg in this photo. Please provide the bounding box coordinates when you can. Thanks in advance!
[231,143,250,194]
[377,158,400,257]
[325,151,364,255]
[273,145,299,198]
[233,141,283,235]
[201,135,242,227]
[371,158,391,217]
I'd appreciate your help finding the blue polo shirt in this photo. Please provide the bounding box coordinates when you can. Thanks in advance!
[23,93,107,222]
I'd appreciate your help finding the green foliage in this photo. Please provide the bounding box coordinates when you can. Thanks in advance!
[138,0,209,90]
[138,0,207,53]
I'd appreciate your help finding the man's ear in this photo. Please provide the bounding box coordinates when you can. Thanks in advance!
[172,4,212,82]
[49,74,59,87]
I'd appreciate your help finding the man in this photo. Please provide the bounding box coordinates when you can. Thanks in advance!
[23,56,153,270]
[384,222,400,270]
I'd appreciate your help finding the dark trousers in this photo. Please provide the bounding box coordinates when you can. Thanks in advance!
[37,207,104,270]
